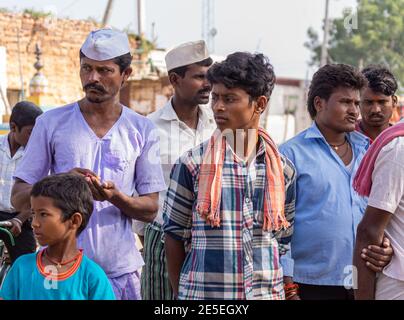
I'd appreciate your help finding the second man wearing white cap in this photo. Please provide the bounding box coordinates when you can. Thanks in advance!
[133,40,217,300]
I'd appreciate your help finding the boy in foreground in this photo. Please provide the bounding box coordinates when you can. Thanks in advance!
[1,173,115,300]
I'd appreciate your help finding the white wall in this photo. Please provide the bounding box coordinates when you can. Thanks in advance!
[262,82,307,144]
[264,114,296,145]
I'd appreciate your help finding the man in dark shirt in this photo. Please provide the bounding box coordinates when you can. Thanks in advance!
[357,65,398,143]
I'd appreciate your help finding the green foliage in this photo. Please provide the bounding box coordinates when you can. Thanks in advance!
[23,8,53,19]
[127,32,156,54]
[305,0,404,89]
[85,16,99,24]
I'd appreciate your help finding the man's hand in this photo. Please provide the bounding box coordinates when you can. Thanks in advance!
[68,168,108,201]
[361,237,393,273]
[283,276,300,300]
[165,234,186,298]
[85,175,119,202]
[69,167,98,178]
[8,218,22,237]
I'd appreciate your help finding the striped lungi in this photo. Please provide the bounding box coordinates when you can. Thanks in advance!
[140,221,174,300]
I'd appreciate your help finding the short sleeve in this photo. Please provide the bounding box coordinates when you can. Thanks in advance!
[88,262,116,300]
[279,143,296,166]
[13,116,52,184]
[368,142,404,214]
[134,123,166,195]
[162,161,195,242]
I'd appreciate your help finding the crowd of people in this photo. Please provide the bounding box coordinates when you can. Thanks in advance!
[0,28,403,300]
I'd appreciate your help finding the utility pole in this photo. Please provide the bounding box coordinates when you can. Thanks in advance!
[137,0,146,37]
[102,0,115,26]
[202,0,217,53]
[320,0,330,66]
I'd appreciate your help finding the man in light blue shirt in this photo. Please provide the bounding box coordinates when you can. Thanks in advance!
[280,64,393,300]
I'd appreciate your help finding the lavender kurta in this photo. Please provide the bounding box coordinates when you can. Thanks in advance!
[14,103,166,278]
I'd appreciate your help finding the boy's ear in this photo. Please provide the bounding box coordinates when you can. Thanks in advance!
[70,212,83,232]
[9,122,17,133]
[254,96,268,115]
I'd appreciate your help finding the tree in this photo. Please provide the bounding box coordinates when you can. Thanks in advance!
[305,0,404,90]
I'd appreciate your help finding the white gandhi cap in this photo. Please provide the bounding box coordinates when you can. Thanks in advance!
[81,28,131,61]
[165,40,210,72]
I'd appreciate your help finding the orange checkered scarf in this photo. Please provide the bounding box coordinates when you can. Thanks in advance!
[196,128,289,232]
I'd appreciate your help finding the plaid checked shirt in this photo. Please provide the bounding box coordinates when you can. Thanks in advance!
[163,136,296,300]
[0,134,24,212]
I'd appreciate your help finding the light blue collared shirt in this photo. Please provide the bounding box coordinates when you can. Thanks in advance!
[279,122,369,286]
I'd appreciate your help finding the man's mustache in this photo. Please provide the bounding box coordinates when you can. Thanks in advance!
[369,113,384,119]
[198,89,211,95]
[84,83,107,93]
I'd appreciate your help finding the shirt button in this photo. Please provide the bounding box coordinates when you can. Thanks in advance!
[245,197,250,203]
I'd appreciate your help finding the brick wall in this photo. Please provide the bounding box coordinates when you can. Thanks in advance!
[0,11,140,107]
[124,77,173,115]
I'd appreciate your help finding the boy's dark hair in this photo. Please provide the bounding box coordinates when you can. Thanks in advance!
[168,57,213,78]
[307,64,367,119]
[207,52,276,100]
[31,173,94,235]
[80,50,133,74]
[362,65,398,96]
[10,101,43,130]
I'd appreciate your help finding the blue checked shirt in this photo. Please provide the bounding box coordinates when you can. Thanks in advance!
[163,136,296,300]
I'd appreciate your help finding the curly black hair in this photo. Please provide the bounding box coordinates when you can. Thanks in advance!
[307,64,367,119]
[207,52,276,100]
[362,65,398,96]
[31,173,94,236]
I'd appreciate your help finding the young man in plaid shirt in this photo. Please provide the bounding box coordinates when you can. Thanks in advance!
[163,52,297,300]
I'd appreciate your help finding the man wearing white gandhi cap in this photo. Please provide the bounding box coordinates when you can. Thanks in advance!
[133,40,217,300]
[81,28,131,61]
[165,40,210,72]
[11,28,166,300]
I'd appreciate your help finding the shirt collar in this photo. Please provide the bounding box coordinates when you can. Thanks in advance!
[304,121,369,147]
[159,98,179,121]
[0,134,9,153]
[0,134,24,159]
[225,134,266,164]
[160,97,215,127]
[304,121,324,139]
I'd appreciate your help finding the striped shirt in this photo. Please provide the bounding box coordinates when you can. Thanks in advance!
[0,134,24,212]
[163,136,296,300]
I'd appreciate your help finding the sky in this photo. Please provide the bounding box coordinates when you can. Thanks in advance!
[0,0,358,79]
